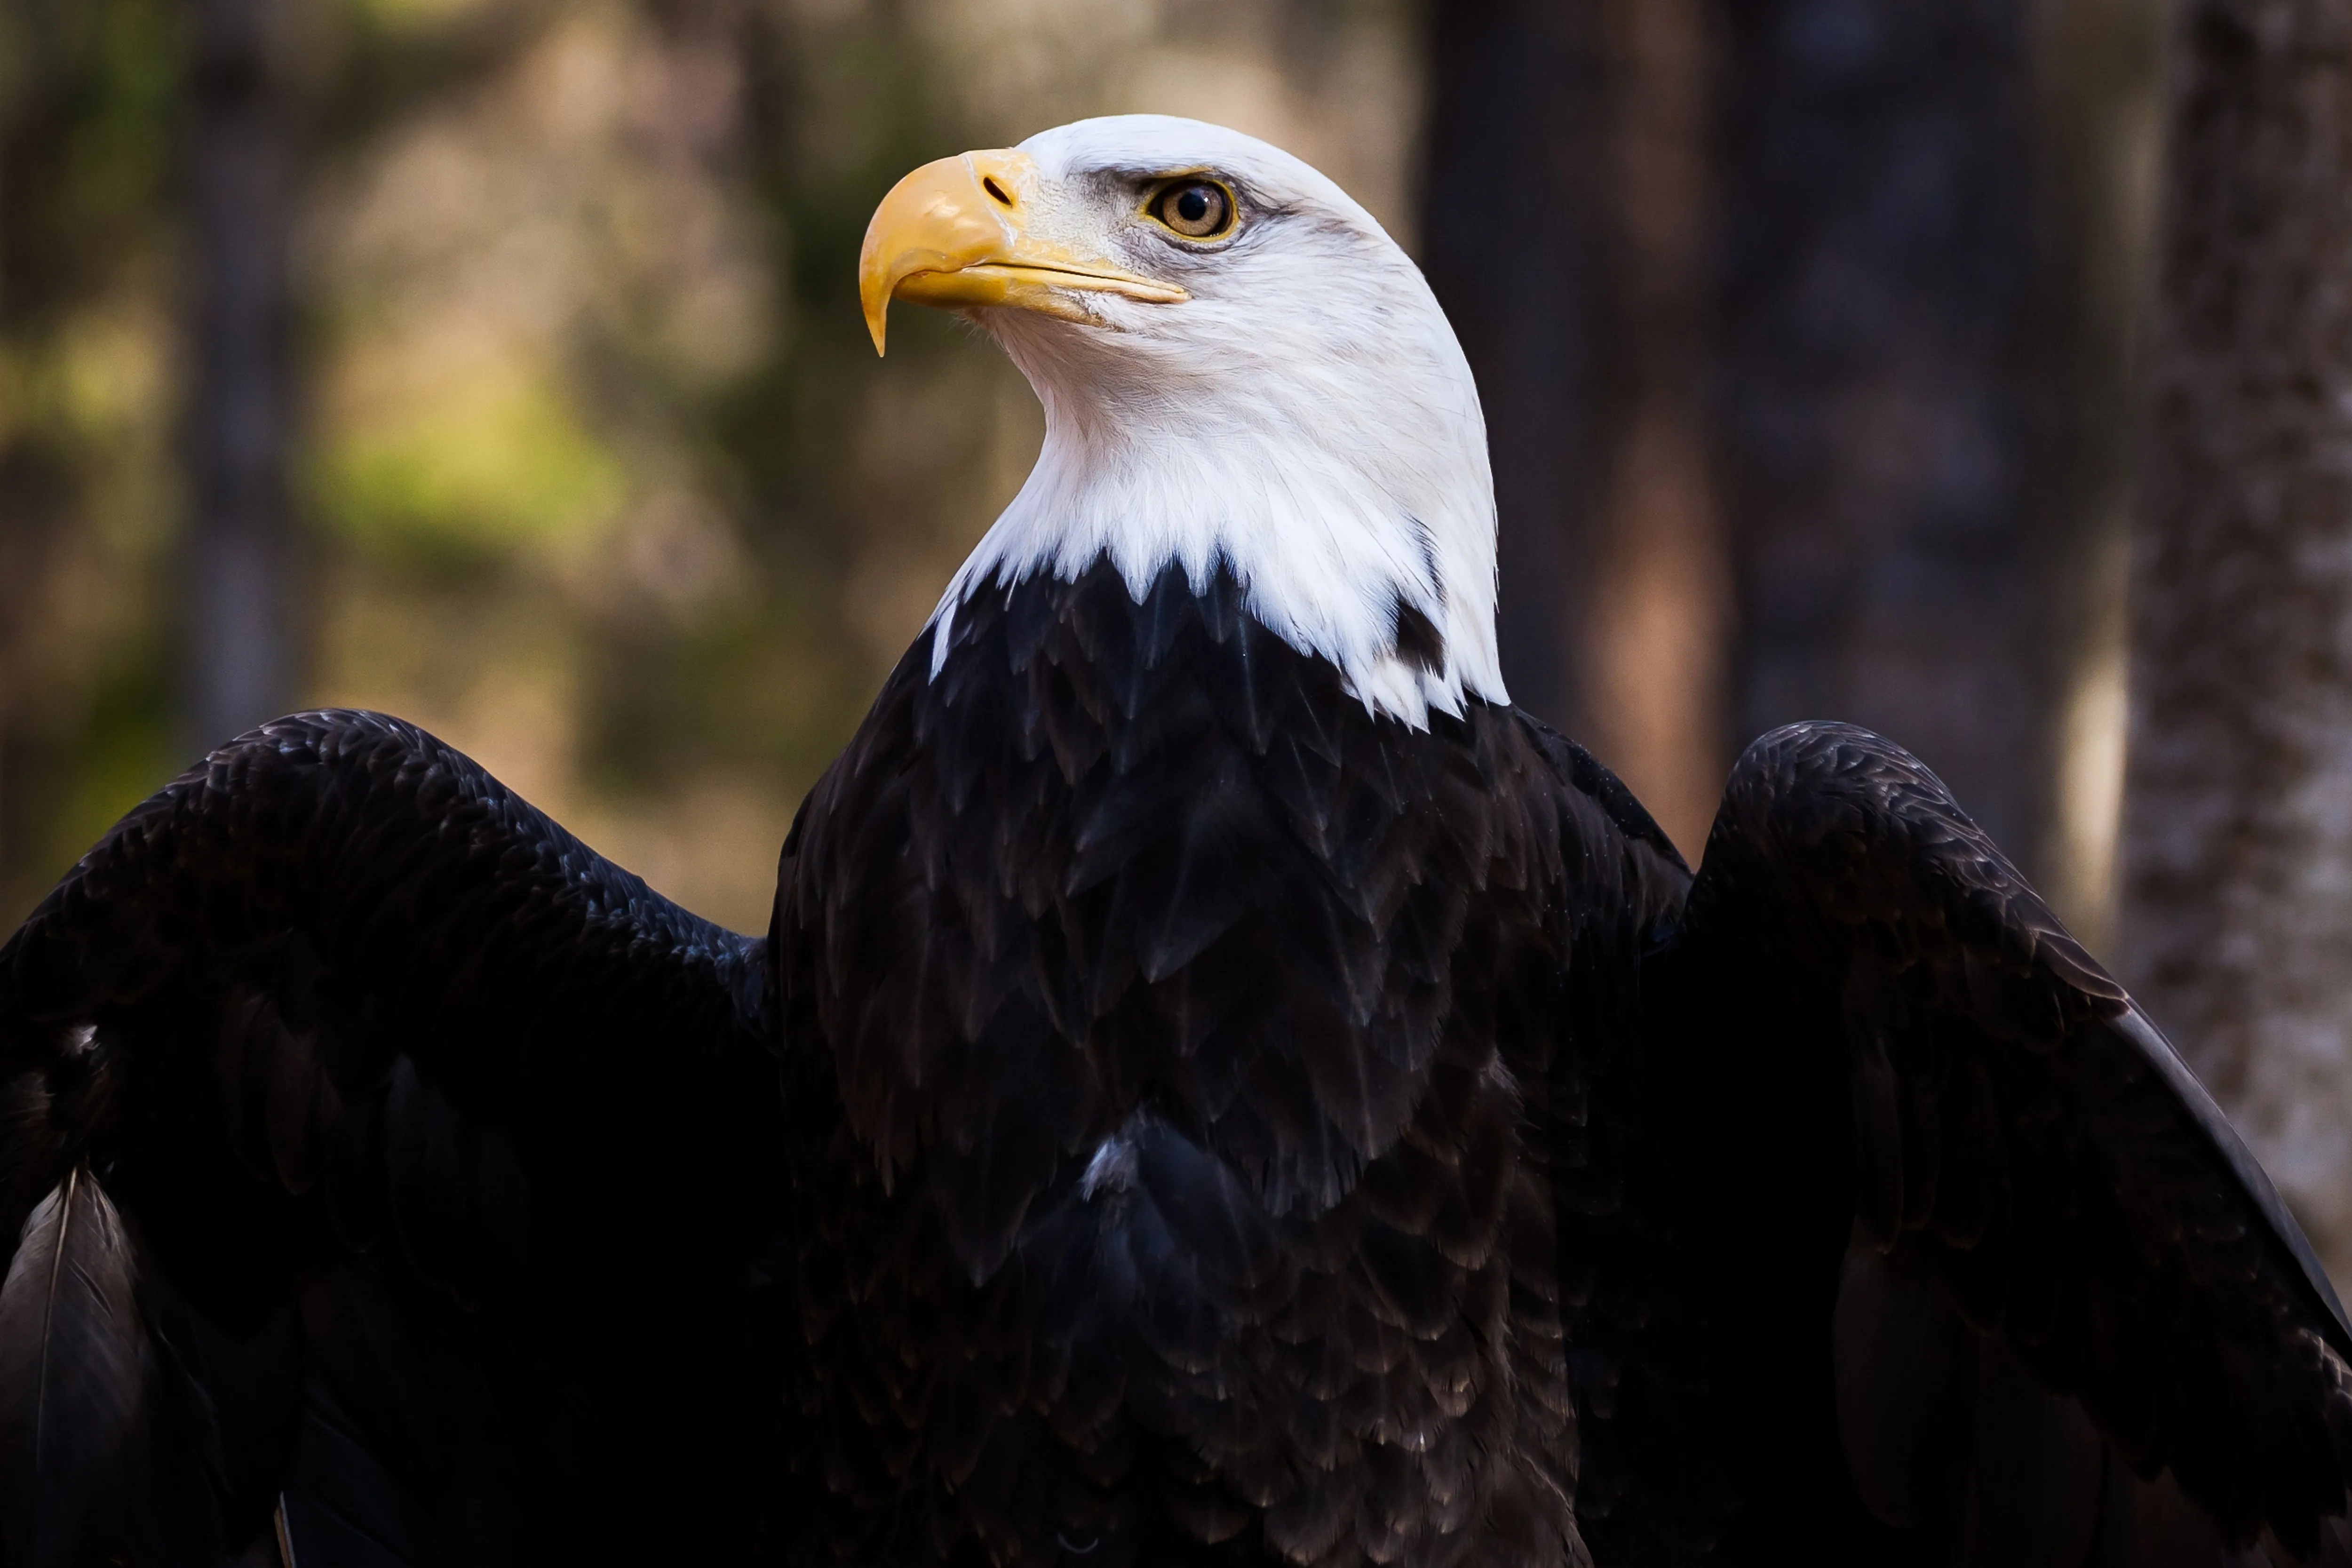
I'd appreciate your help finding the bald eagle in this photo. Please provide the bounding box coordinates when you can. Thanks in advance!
[0,116,2345,1568]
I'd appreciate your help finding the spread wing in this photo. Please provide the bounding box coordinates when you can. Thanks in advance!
[0,711,787,1568]
[1651,721,2352,1566]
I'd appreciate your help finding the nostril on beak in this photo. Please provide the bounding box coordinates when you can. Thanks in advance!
[983,176,1014,207]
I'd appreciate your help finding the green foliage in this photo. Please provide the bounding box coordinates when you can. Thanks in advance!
[0,0,184,925]
[315,359,627,562]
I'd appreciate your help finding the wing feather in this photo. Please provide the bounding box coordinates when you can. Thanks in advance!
[0,1168,145,1568]
[1659,720,2352,1563]
[0,709,784,1566]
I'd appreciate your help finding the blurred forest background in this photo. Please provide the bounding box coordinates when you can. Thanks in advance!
[8,0,2352,1274]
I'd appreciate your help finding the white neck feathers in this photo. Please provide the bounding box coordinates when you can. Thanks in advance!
[928,306,1506,728]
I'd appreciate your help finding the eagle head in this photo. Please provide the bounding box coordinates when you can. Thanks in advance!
[860,115,1506,727]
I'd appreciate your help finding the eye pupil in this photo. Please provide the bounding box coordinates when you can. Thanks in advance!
[1177,189,1208,222]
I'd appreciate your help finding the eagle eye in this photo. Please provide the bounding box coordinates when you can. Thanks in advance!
[1149,179,1237,241]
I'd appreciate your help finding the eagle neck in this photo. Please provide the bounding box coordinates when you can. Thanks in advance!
[926,321,1509,729]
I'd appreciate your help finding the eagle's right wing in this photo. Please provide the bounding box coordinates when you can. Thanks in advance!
[0,711,788,1568]
[1649,721,2352,1567]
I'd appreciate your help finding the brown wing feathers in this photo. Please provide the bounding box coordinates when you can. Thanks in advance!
[7,640,2348,1568]
[0,1168,144,1568]
[1670,721,2352,1565]
[0,710,782,1568]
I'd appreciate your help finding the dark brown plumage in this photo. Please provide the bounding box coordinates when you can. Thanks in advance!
[771,558,1686,1568]
[0,1168,143,1568]
[0,713,787,1565]
[1656,724,2352,1564]
[0,564,2346,1568]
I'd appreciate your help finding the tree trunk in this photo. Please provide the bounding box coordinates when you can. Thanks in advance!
[2119,0,2352,1286]
[1710,0,2052,862]
[185,0,297,752]
[1421,0,1731,858]
[2031,0,2168,953]
[1579,0,1727,857]
[1420,0,1612,740]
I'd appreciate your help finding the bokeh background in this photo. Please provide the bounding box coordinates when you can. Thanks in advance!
[0,0,1436,935]
[7,0,2344,1273]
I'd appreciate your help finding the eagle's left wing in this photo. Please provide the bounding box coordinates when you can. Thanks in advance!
[0,710,788,1568]
[1647,721,2352,1567]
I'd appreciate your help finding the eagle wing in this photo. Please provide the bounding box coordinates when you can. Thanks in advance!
[1651,720,2352,1565]
[0,710,787,1568]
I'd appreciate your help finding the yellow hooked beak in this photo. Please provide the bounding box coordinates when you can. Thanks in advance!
[858,149,1188,355]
